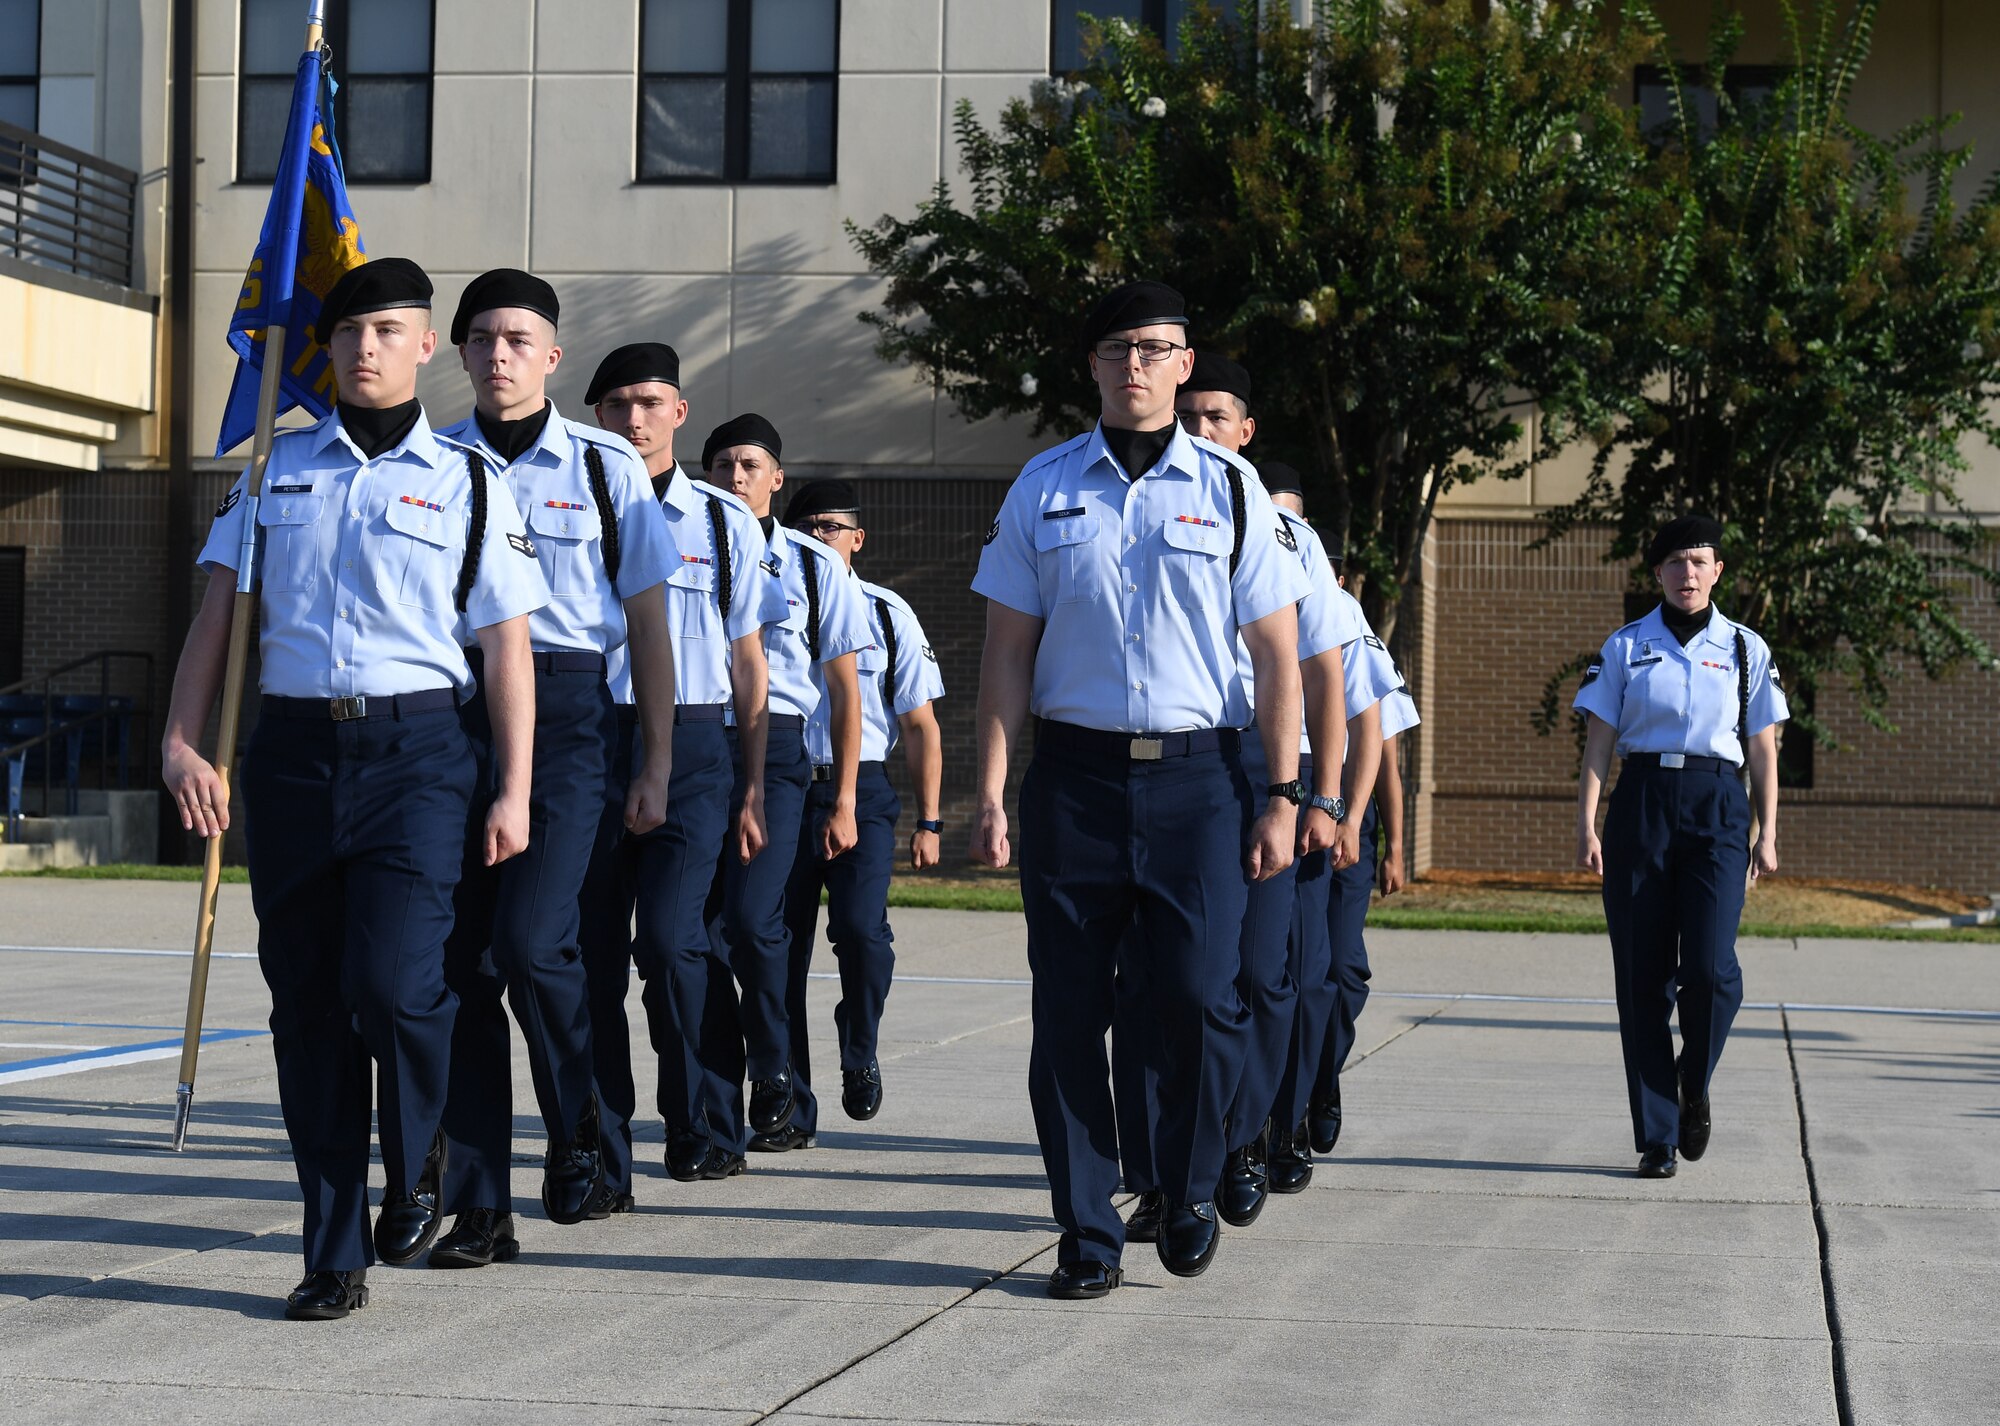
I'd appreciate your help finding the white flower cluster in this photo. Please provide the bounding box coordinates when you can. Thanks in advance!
[1019,373,1039,397]
[1140,96,1167,120]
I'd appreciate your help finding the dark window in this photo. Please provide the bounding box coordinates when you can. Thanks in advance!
[640,0,839,184]
[1634,64,1788,146]
[0,546,23,686]
[1051,0,1192,72]
[239,0,434,185]
[0,0,38,135]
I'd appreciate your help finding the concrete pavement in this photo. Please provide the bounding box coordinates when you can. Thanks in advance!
[0,880,1994,1424]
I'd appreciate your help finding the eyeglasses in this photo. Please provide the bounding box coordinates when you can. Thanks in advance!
[1092,338,1188,365]
[800,518,860,537]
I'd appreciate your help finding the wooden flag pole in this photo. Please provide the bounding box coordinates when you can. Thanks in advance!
[172,0,326,1153]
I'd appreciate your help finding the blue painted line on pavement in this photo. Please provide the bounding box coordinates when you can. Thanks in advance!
[0,1028,266,1083]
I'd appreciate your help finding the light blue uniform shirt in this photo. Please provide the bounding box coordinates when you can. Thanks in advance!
[604,464,785,706]
[755,522,872,722]
[806,572,946,765]
[972,422,1311,733]
[1573,604,1788,764]
[1232,503,1366,760]
[1381,686,1421,740]
[1334,597,1403,765]
[435,405,674,656]
[197,409,549,699]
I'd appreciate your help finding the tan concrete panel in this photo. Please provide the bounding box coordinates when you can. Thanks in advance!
[435,0,536,75]
[0,272,157,413]
[197,0,241,78]
[533,0,640,75]
[0,391,120,443]
[0,420,102,472]
[1952,428,2000,517]
[1845,0,1940,150]
[944,0,1050,74]
[38,0,105,77]
[726,274,935,465]
[527,74,734,273]
[733,74,941,276]
[36,75,98,155]
[934,404,1049,474]
[842,0,944,73]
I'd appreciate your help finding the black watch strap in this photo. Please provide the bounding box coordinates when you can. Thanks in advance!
[916,818,943,834]
[1267,780,1306,806]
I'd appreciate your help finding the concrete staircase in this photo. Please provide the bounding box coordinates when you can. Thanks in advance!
[0,790,159,870]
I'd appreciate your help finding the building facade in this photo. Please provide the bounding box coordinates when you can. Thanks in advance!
[1,0,1994,886]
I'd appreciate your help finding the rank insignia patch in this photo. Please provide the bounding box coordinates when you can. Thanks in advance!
[1581,663,1601,687]
[508,532,537,558]
[761,556,783,577]
[214,488,241,518]
[1363,634,1387,651]
[984,517,1000,545]
[922,645,937,662]
[1275,520,1298,553]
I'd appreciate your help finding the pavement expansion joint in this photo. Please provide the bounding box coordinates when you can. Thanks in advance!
[1782,1005,1857,1426]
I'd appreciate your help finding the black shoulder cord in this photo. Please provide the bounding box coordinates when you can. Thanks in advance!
[1736,628,1750,764]
[456,451,488,614]
[1226,465,1245,578]
[583,443,621,587]
[875,595,898,709]
[803,542,823,661]
[706,495,733,621]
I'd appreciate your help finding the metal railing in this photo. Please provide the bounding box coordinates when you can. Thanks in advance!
[1,651,155,840]
[0,119,139,289]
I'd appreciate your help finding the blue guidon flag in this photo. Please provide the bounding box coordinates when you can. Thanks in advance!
[214,47,366,456]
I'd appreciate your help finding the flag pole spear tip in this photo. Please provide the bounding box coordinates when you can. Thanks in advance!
[172,1082,194,1152]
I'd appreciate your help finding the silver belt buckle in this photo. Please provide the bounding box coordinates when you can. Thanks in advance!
[1659,752,1685,769]
[329,696,367,722]
[1129,737,1164,761]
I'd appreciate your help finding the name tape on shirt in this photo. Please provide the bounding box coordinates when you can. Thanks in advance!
[268,484,314,495]
[1629,656,1663,668]
[1042,507,1086,521]
[507,532,537,558]
[213,488,241,518]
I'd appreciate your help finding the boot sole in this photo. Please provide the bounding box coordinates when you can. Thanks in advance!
[284,1284,369,1320]
[428,1238,521,1269]
[1047,1266,1122,1300]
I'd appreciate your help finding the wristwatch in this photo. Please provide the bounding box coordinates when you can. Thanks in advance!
[1266,781,1306,806]
[1308,792,1348,823]
[916,818,943,835]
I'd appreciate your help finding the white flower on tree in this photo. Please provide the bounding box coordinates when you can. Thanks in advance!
[1140,96,1167,119]
[1019,373,1039,397]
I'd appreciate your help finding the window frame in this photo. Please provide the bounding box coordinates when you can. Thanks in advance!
[0,0,40,138]
[637,0,842,188]
[236,0,437,187]
[1633,63,1792,147]
[1050,0,1173,75]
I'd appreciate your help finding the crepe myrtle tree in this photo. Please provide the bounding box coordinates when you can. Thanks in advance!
[1535,0,2000,765]
[847,0,1652,639]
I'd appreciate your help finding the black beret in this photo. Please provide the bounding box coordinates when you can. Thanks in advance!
[585,342,682,405]
[784,479,862,527]
[701,412,782,470]
[1260,461,1304,498]
[1183,351,1252,404]
[451,268,559,345]
[1646,513,1724,567]
[1081,279,1188,349]
[313,257,432,345]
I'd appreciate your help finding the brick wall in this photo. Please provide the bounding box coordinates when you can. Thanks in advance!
[1424,519,2000,892]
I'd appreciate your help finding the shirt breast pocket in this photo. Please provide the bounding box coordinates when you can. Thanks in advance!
[665,560,714,638]
[256,494,323,594]
[1159,516,1229,602]
[382,498,457,611]
[856,642,887,676]
[1034,513,1102,605]
[528,503,603,599]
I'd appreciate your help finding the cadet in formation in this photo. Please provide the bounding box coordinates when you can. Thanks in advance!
[581,344,785,1189]
[428,271,679,1267]
[1111,359,1352,1242]
[973,280,1310,1299]
[161,258,548,1319]
[1575,514,1786,1178]
[700,417,869,1155]
[779,479,947,1131]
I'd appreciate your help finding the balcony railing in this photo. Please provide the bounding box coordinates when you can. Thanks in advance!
[0,119,138,290]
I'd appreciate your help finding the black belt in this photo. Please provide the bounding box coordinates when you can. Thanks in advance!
[463,648,606,675]
[676,703,726,724]
[766,713,804,731]
[1037,721,1238,762]
[263,689,458,722]
[810,759,884,783]
[1626,751,1736,774]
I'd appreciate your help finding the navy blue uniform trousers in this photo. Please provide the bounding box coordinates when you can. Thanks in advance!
[580,705,735,1190]
[707,716,811,1120]
[1272,756,1335,1134]
[441,659,612,1212]
[1113,730,1299,1190]
[780,760,900,1134]
[1602,760,1750,1151]
[243,698,473,1272]
[1021,726,1251,1268]
[1311,800,1379,1108]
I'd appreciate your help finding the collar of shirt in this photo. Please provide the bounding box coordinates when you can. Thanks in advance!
[315,406,451,469]
[449,400,576,471]
[1080,419,1202,484]
[1634,603,1736,661]
[662,463,703,513]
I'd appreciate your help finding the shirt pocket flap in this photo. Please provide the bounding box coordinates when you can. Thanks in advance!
[258,493,324,527]
[856,642,888,674]
[1034,512,1099,551]
[383,498,452,547]
[528,502,601,543]
[1161,517,1227,556]
[778,595,809,630]
[666,557,715,591]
